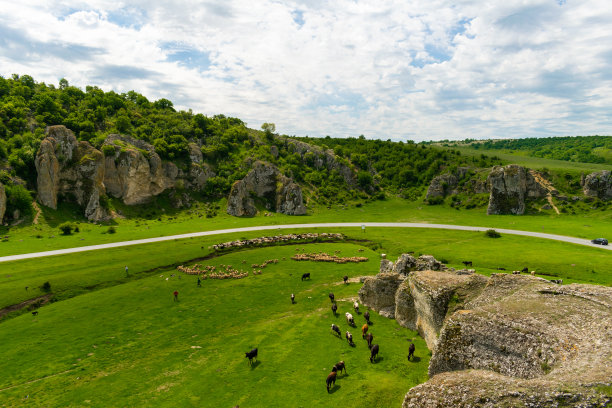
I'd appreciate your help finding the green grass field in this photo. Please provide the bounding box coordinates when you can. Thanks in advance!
[0,243,428,407]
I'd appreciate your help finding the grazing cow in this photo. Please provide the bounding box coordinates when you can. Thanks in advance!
[343,275,349,284]
[301,273,311,281]
[31,311,38,316]
[364,310,370,324]
[345,331,353,345]
[365,333,374,349]
[407,342,415,360]
[331,324,341,337]
[521,267,529,273]
[353,301,359,314]
[370,344,379,363]
[245,348,258,365]
[462,261,473,267]
[326,371,337,392]
[291,293,295,304]
[331,303,338,315]
[551,279,563,284]
[497,267,506,271]
[512,270,521,275]
[332,360,346,374]
[329,293,335,303]
[361,324,369,338]
[345,312,354,326]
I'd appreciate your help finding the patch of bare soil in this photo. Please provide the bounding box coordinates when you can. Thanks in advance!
[0,293,53,319]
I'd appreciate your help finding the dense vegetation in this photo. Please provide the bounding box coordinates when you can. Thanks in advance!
[447,136,612,165]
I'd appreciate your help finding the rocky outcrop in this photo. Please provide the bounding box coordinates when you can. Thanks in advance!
[402,274,612,407]
[358,273,405,318]
[425,168,472,199]
[583,170,612,200]
[34,126,107,221]
[0,182,6,223]
[487,165,548,214]
[226,161,306,217]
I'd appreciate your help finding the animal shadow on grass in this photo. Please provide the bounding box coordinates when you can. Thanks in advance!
[250,361,261,370]
[372,356,385,363]
[409,356,421,363]
[329,384,341,394]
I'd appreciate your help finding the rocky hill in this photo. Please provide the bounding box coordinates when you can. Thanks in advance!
[359,255,612,407]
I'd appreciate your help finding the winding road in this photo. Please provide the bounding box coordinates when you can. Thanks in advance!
[0,222,609,263]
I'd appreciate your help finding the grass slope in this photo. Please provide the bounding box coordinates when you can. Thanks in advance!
[0,243,428,407]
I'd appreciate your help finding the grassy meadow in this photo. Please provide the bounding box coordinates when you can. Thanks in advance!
[0,243,429,407]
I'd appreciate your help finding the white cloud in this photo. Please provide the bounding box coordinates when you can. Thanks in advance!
[1,0,612,140]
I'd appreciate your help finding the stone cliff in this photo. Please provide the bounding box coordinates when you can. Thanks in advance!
[34,126,107,221]
[583,170,612,200]
[226,161,306,217]
[487,164,548,214]
[0,182,5,223]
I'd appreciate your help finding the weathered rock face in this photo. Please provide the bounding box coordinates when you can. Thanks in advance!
[0,182,6,223]
[226,161,306,217]
[358,272,405,318]
[583,170,612,200]
[426,173,459,199]
[34,126,107,221]
[403,274,612,407]
[103,134,177,205]
[487,165,548,214]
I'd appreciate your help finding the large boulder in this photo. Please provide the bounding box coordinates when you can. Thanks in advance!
[102,134,177,205]
[0,182,5,223]
[403,274,612,407]
[583,170,612,200]
[358,273,405,318]
[34,126,107,221]
[226,161,306,217]
[487,165,548,214]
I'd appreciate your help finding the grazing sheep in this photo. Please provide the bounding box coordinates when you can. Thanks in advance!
[332,360,346,374]
[331,324,341,337]
[345,312,354,326]
[326,371,337,392]
[530,271,536,276]
[370,344,379,363]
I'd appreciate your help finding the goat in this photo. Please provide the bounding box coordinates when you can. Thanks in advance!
[291,293,295,304]
[329,292,335,303]
[331,324,341,337]
[353,301,359,314]
[370,344,379,363]
[332,360,346,374]
[345,312,354,326]
[326,371,337,392]
[301,273,311,281]
[361,323,369,338]
[245,348,258,365]
[364,310,370,324]
[331,303,338,316]
[407,342,415,360]
[345,331,353,345]
[343,275,349,284]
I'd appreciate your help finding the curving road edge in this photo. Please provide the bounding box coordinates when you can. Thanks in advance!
[0,222,610,263]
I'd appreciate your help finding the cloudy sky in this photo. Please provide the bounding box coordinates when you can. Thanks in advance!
[1,0,612,141]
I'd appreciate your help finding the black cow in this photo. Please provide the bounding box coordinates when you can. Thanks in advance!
[364,310,370,324]
[245,348,258,365]
[326,371,337,392]
[31,311,38,316]
[301,273,311,281]
[343,275,349,284]
[462,261,473,267]
[331,324,341,337]
[331,303,338,316]
[497,267,506,271]
[521,267,529,273]
[407,342,415,360]
[291,293,295,304]
[329,292,335,303]
[370,344,379,363]
[332,360,346,374]
[365,333,374,349]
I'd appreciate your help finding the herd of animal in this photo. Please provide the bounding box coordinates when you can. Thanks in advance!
[246,272,417,394]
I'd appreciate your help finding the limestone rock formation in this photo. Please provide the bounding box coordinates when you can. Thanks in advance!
[402,274,612,407]
[583,170,612,200]
[487,165,548,214]
[34,126,107,221]
[0,182,6,223]
[226,161,306,217]
[358,273,405,318]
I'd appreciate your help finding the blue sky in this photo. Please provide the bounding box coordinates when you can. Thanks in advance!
[1,0,612,141]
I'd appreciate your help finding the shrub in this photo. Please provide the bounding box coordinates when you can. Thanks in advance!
[485,229,501,238]
[41,281,51,293]
[107,226,117,234]
[59,222,75,235]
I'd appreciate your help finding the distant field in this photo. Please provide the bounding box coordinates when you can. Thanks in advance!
[0,243,428,407]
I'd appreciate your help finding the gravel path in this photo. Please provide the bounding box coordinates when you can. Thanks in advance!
[0,222,609,263]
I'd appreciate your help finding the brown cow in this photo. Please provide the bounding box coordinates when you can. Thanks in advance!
[361,324,369,338]
[326,371,337,392]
